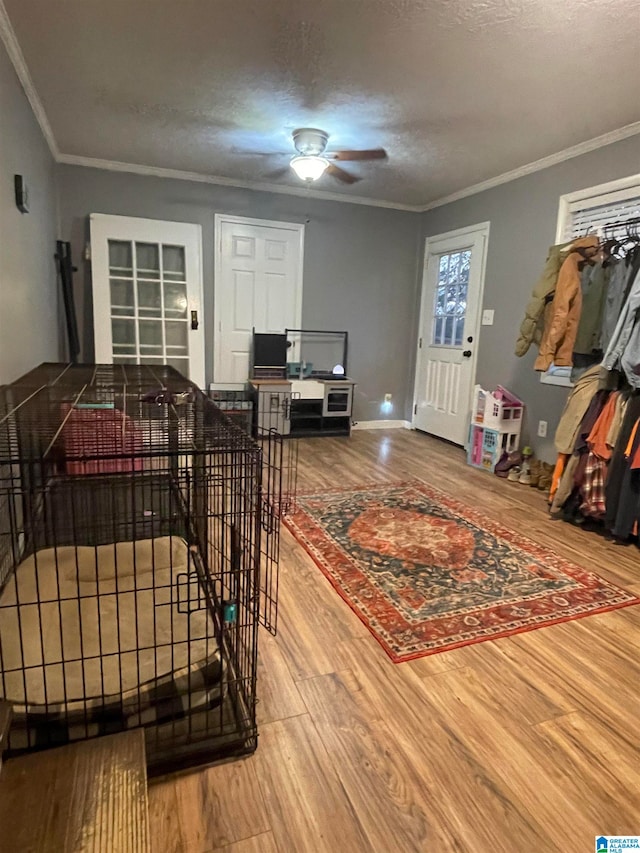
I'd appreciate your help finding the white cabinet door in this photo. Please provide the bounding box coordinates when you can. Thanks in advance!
[90,214,205,388]
[214,215,304,382]
[413,224,489,446]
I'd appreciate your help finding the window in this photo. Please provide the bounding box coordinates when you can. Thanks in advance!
[556,173,640,242]
[541,173,640,388]
[432,249,470,347]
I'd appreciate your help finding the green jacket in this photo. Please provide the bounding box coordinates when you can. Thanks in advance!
[573,262,610,355]
[515,243,567,357]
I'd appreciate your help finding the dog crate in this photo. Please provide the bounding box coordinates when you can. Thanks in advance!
[0,363,291,775]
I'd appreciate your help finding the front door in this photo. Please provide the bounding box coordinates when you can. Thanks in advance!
[413,223,489,445]
[90,214,205,387]
[214,215,304,382]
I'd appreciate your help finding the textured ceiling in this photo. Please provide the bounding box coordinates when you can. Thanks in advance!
[5,0,640,207]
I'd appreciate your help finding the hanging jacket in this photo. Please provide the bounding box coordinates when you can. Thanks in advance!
[600,260,627,351]
[515,243,568,357]
[620,313,640,389]
[606,393,628,450]
[586,391,618,461]
[554,363,603,455]
[602,267,640,373]
[534,236,600,371]
[605,394,640,534]
[573,262,609,355]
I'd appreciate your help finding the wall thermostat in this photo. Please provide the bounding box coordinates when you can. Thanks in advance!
[14,175,29,214]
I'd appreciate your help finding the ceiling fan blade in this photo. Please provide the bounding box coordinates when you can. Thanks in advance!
[326,163,360,184]
[327,149,387,161]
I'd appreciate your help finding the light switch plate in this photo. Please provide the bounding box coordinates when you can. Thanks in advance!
[482,309,494,326]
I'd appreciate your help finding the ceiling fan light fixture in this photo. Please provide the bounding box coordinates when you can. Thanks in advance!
[290,155,329,182]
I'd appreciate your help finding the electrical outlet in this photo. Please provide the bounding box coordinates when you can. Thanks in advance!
[537,420,548,438]
[384,393,392,403]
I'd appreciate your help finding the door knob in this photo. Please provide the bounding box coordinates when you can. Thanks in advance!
[463,350,472,358]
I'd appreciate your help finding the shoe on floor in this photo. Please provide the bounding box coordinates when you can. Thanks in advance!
[538,461,554,492]
[507,466,522,483]
[519,468,532,485]
[495,451,523,478]
[528,459,542,487]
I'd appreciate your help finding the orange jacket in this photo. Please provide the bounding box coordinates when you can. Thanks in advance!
[534,236,599,371]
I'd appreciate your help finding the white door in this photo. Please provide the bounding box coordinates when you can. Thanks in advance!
[90,214,205,388]
[413,223,490,445]
[214,215,304,382]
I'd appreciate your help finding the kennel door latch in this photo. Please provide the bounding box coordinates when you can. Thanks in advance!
[191,310,199,330]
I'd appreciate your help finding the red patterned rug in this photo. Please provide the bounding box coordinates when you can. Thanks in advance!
[284,481,640,662]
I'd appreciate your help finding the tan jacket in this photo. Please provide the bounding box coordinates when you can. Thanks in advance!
[534,236,599,371]
[554,364,603,455]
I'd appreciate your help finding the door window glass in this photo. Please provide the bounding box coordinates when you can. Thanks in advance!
[106,239,191,374]
[432,250,470,346]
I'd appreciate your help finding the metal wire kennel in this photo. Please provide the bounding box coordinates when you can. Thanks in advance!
[0,363,287,774]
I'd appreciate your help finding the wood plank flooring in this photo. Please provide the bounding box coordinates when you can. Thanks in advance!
[149,429,640,853]
[0,729,150,852]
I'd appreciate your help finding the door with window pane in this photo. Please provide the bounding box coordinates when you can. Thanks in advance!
[90,215,205,387]
[413,225,489,445]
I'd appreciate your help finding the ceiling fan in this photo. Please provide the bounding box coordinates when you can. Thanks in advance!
[288,128,386,184]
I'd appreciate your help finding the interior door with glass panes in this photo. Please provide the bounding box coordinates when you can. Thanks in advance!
[412,224,489,446]
[90,214,205,387]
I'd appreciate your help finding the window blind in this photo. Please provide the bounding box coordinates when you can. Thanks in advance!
[565,193,640,240]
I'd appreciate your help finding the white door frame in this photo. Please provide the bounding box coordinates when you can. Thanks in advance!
[412,221,490,439]
[213,214,305,382]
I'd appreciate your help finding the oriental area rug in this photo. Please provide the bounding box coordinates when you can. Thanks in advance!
[284,481,640,662]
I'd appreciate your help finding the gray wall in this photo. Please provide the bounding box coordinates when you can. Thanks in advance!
[55,134,640,443]
[421,133,640,460]
[0,38,59,384]
[56,165,422,421]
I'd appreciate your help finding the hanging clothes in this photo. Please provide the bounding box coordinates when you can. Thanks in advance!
[534,236,600,371]
[549,453,569,504]
[602,267,640,373]
[554,364,603,455]
[550,454,581,515]
[609,421,640,540]
[604,393,640,534]
[586,391,619,461]
[550,389,610,518]
[577,392,620,519]
[515,243,570,357]
[573,262,609,356]
[600,260,628,351]
[606,388,628,451]
[579,454,607,519]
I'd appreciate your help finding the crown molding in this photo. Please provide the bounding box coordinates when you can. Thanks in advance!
[56,153,420,212]
[0,0,58,158]
[56,120,640,215]
[419,120,640,212]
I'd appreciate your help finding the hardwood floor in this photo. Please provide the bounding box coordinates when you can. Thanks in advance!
[149,429,640,853]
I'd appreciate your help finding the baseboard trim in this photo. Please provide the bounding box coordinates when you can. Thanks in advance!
[352,420,412,430]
